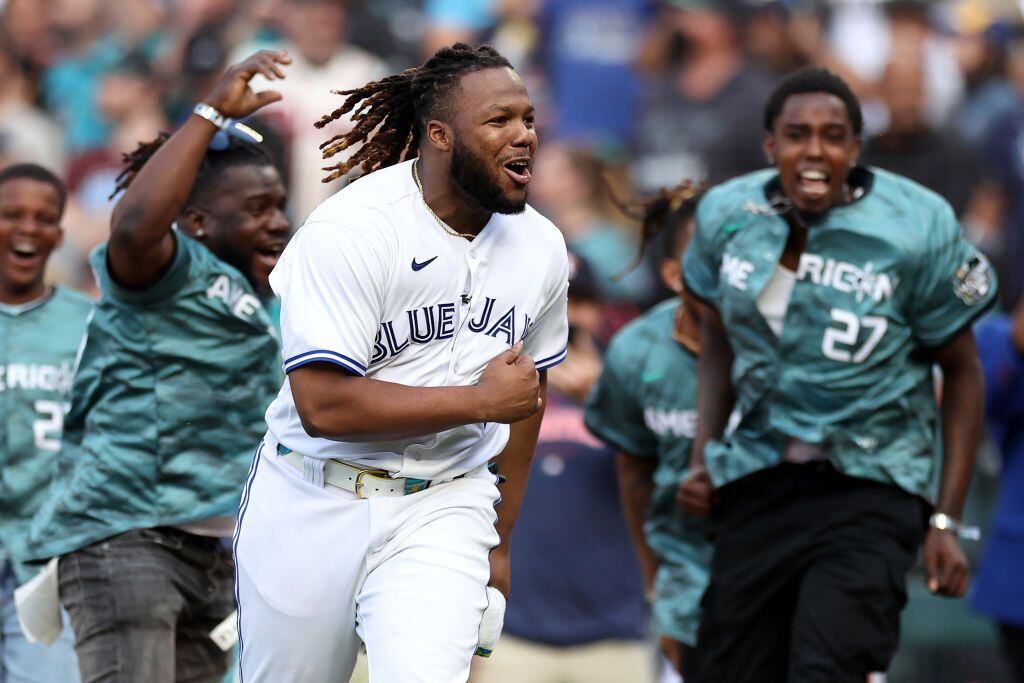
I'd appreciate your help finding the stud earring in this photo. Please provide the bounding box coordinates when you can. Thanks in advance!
[195,229,206,239]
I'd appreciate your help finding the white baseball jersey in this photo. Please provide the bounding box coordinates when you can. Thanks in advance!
[264,159,570,481]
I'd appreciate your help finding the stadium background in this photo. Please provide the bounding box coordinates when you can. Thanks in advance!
[1,0,1022,680]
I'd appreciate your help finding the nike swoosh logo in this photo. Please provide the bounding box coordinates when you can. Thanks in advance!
[411,256,438,271]
[640,371,664,383]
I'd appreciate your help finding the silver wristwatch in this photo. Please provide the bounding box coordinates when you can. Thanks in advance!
[929,512,981,541]
[193,102,229,130]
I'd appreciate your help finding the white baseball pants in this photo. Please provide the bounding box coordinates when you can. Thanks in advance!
[233,441,500,682]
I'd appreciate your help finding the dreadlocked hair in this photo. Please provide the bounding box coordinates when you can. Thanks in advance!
[316,43,512,183]
[611,180,705,281]
[110,132,273,201]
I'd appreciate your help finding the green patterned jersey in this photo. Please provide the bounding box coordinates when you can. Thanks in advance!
[683,167,998,499]
[0,288,92,582]
[584,299,710,644]
[28,232,281,559]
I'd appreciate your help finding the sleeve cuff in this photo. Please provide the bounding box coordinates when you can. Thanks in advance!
[917,295,998,349]
[534,346,568,371]
[583,417,653,459]
[283,349,367,376]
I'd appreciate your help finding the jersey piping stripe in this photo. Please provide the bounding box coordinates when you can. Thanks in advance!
[283,349,367,376]
[233,441,264,683]
[534,346,568,370]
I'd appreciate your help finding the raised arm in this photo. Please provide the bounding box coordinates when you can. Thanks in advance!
[289,343,542,442]
[678,293,735,517]
[107,50,290,289]
[923,328,985,598]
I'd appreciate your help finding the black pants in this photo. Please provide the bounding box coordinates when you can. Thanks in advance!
[1001,623,1024,683]
[693,463,928,683]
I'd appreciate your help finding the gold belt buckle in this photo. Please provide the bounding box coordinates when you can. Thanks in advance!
[354,469,392,498]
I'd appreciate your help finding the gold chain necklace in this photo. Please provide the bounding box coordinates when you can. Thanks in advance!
[413,159,475,240]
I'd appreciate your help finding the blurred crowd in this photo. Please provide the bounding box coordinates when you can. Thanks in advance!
[4,0,1024,680]
[0,0,1020,311]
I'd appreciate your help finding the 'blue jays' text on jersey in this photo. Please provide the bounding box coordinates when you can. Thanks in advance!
[584,299,709,645]
[0,288,91,582]
[683,167,998,499]
[265,159,570,482]
[27,233,281,559]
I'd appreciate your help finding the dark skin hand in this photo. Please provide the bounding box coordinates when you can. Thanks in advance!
[923,328,985,598]
[108,50,291,290]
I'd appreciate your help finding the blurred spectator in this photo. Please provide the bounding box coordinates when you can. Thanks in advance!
[951,9,1019,148]
[863,55,982,217]
[41,0,165,153]
[534,0,650,154]
[0,37,66,172]
[979,37,1024,308]
[531,144,658,312]
[1,0,59,83]
[827,0,964,132]
[742,1,809,76]
[421,0,497,58]
[631,0,772,191]
[970,299,1024,683]
[233,0,387,222]
[472,253,652,683]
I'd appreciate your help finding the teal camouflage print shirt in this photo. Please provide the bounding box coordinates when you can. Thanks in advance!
[584,299,710,645]
[28,232,281,559]
[683,168,997,499]
[0,288,91,582]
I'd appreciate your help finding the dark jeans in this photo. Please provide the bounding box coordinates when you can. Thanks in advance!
[58,528,234,683]
[693,462,928,683]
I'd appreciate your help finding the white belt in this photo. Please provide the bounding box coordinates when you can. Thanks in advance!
[280,451,413,498]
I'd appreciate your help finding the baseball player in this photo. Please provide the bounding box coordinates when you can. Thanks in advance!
[584,182,707,682]
[26,52,289,683]
[233,43,569,682]
[678,68,997,682]
[0,164,87,682]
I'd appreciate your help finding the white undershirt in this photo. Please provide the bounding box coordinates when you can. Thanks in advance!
[757,265,829,463]
[757,265,797,337]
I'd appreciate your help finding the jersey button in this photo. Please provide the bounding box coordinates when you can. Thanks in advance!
[469,250,477,258]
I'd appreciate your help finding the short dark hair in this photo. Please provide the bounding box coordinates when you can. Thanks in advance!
[0,163,67,213]
[763,67,863,136]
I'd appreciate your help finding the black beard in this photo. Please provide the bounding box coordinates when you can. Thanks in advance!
[450,139,527,215]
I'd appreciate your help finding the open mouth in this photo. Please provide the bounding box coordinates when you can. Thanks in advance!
[254,245,283,271]
[796,169,830,200]
[502,158,532,186]
[9,241,42,267]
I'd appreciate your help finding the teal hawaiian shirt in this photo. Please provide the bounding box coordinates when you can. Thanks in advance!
[683,167,997,500]
[28,232,281,559]
[0,288,92,582]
